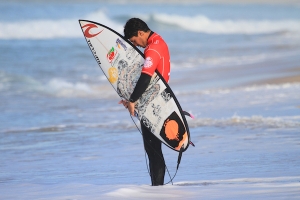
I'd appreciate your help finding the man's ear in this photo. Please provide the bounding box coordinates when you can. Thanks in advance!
[138,30,144,37]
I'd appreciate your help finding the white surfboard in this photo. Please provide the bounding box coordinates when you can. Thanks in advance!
[79,20,191,152]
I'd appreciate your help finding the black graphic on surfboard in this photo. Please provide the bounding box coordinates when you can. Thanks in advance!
[116,59,142,99]
[136,75,160,116]
[161,87,172,102]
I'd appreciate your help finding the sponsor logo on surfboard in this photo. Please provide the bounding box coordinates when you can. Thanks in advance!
[82,23,103,38]
[108,67,118,83]
[144,57,153,68]
[116,38,127,51]
[126,47,135,60]
[87,39,101,66]
[107,47,117,63]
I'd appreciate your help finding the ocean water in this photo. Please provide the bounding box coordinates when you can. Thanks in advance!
[1,1,300,199]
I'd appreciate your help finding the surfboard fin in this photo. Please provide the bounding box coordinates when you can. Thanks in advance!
[183,111,195,147]
[183,111,195,119]
[190,141,195,147]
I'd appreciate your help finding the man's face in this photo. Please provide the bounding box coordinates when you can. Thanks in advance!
[129,31,147,48]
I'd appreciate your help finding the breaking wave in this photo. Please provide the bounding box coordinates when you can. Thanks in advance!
[2,114,299,134]
[0,71,116,98]
[153,14,300,34]
[1,10,300,39]
[188,115,300,129]
[0,10,123,39]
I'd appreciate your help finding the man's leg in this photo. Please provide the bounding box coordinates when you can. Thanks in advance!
[141,123,165,186]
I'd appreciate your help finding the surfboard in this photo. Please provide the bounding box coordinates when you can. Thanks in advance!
[79,20,191,152]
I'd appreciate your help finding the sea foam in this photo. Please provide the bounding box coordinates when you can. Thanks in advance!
[0,10,123,39]
[1,10,300,39]
[154,14,300,34]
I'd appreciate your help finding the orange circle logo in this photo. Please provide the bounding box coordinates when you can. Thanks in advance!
[164,120,179,141]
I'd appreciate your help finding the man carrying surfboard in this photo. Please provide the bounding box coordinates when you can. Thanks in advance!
[119,18,171,186]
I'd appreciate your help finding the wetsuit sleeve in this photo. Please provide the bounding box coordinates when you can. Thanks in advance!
[129,73,151,102]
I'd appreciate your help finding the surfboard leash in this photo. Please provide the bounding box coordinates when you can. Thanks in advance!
[163,145,184,185]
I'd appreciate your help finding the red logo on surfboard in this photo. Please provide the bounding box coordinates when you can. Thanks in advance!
[107,47,117,63]
[82,23,103,38]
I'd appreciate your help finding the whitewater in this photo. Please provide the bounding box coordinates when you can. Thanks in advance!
[1,6,300,39]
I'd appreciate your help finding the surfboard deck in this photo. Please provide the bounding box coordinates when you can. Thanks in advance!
[79,20,190,152]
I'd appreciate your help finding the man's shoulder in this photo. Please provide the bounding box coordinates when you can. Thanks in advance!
[150,33,167,44]
[146,35,167,51]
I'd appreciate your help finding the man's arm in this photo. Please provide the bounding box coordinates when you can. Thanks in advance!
[126,73,151,116]
[129,73,151,103]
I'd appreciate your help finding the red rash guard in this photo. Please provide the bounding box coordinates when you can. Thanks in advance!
[142,32,170,83]
[129,32,171,103]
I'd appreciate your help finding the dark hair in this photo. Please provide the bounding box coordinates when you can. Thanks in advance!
[124,18,150,39]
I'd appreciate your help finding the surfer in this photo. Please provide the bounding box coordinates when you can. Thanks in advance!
[119,18,171,186]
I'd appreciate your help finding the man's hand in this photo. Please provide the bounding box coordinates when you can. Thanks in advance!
[118,100,136,116]
[127,101,135,116]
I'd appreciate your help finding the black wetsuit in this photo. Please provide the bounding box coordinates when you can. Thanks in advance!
[141,123,166,186]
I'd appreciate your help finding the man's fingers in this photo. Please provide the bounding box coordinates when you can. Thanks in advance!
[118,100,128,107]
[118,100,135,115]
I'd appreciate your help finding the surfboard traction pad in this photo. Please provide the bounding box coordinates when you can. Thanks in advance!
[79,20,190,152]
